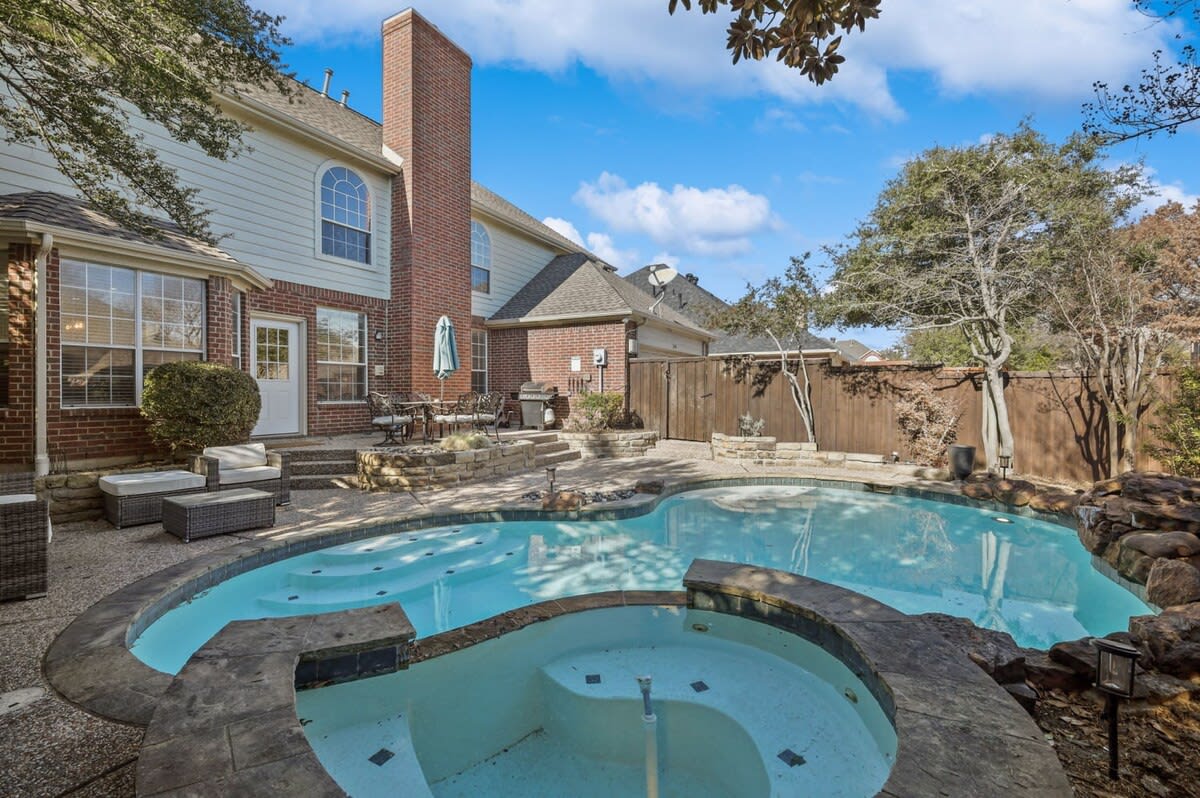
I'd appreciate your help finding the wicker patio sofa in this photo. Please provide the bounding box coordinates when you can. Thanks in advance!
[0,473,48,601]
[98,469,208,528]
[189,443,291,505]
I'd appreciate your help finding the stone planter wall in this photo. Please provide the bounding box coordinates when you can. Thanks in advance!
[559,430,658,458]
[357,440,535,491]
[37,462,177,522]
[710,434,945,478]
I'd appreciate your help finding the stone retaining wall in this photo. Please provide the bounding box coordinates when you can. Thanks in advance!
[711,434,945,478]
[38,462,176,523]
[357,440,535,491]
[558,430,658,458]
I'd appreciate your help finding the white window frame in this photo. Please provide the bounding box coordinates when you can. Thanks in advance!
[232,291,243,371]
[59,259,206,408]
[314,160,374,269]
[315,307,368,403]
[471,328,488,393]
[471,220,491,294]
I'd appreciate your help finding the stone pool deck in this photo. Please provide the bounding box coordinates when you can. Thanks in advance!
[0,439,1027,797]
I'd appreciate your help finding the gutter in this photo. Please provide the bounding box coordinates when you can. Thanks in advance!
[34,232,52,476]
[485,310,715,342]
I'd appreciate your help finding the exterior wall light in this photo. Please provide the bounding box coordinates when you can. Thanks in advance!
[1093,637,1141,780]
[374,330,385,342]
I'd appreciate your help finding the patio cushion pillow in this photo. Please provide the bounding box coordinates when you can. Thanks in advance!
[204,443,268,471]
[0,493,38,505]
[218,465,281,485]
[99,470,207,496]
[372,414,413,427]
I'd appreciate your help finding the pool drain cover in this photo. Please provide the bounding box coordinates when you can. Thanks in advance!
[690,681,709,693]
[778,749,806,767]
[585,674,601,684]
[368,748,395,766]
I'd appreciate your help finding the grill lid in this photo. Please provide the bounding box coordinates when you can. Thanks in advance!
[519,380,557,399]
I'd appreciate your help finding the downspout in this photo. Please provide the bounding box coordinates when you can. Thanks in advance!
[34,232,52,476]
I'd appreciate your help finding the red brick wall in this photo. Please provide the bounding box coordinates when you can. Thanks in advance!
[489,322,628,423]
[383,9,473,397]
[206,276,234,367]
[247,279,388,437]
[0,244,35,468]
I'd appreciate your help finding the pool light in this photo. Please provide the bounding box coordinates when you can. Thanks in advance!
[993,516,1013,524]
[1093,637,1140,780]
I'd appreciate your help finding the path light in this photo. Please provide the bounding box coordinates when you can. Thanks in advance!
[1093,637,1141,780]
[997,454,1012,479]
[546,465,557,494]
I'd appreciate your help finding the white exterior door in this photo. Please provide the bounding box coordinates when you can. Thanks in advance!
[251,319,301,436]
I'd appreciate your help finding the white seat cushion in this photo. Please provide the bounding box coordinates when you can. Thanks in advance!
[433,414,474,423]
[204,443,268,470]
[0,493,38,505]
[218,465,281,485]
[99,470,207,496]
[372,415,413,427]
[475,414,497,423]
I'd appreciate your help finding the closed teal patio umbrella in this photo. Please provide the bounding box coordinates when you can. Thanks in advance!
[433,315,460,400]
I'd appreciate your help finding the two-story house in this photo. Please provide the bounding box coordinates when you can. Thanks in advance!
[0,8,710,474]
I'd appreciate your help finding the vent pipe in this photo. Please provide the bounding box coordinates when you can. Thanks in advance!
[340,90,350,107]
[321,68,333,97]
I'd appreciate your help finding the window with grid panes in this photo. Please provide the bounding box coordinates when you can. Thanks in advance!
[59,260,204,407]
[471,329,487,393]
[320,166,371,264]
[471,221,491,293]
[316,308,366,401]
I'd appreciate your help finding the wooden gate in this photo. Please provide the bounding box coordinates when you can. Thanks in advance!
[628,358,715,442]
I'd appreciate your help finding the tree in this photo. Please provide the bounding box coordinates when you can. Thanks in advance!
[0,0,292,241]
[714,254,823,444]
[1085,1,1200,142]
[1146,366,1200,477]
[666,0,881,84]
[1048,202,1200,474]
[825,124,1137,472]
[898,324,1067,371]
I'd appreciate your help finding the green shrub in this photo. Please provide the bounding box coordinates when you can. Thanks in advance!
[440,432,492,451]
[141,361,261,454]
[1147,367,1200,477]
[565,391,625,432]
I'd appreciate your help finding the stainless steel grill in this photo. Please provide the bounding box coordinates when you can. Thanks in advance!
[518,381,558,430]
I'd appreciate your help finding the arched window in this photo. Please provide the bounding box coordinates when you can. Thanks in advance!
[471,220,491,293]
[320,166,371,264]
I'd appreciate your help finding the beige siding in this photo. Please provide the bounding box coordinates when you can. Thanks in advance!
[471,215,559,318]
[0,107,392,299]
[638,324,706,357]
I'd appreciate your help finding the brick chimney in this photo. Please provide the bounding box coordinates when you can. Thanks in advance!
[381,9,472,395]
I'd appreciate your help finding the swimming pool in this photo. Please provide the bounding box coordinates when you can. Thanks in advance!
[132,484,1152,673]
[298,605,897,798]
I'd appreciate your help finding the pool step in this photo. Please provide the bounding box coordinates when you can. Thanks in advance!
[312,527,497,563]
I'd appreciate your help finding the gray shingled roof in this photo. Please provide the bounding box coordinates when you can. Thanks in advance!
[491,254,711,337]
[625,265,834,354]
[235,80,384,157]
[471,183,607,263]
[830,338,881,361]
[0,192,242,263]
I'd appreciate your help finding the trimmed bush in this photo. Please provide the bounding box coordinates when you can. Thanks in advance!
[141,361,261,454]
[565,391,625,432]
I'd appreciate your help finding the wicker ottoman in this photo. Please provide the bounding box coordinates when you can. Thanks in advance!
[99,470,208,528]
[161,488,275,543]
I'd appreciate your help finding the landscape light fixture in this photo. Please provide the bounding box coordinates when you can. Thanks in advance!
[1093,637,1141,780]
[546,465,557,494]
[997,454,1012,479]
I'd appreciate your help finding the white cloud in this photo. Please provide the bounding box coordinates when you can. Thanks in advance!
[1131,166,1200,219]
[585,232,639,270]
[648,252,681,269]
[574,172,774,258]
[541,216,584,246]
[267,0,1175,118]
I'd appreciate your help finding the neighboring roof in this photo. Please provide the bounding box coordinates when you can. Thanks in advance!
[489,253,712,338]
[831,339,882,361]
[625,265,835,355]
[0,192,237,263]
[470,183,608,264]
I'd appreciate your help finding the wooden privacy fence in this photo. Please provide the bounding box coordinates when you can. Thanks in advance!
[627,357,1175,484]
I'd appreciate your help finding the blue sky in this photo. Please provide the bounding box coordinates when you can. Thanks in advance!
[264,1,1200,349]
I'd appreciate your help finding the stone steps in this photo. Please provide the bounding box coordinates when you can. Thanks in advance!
[291,474,359,491]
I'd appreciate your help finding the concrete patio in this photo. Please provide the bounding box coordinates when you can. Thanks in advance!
[1,439,958,797]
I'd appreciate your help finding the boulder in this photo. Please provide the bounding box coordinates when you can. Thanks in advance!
[542,491,584,511]
[1121,531,1200,559]
[1023,649,1088,692]
[961,482,994,501]
[634,480,664,495]
[1134,670,1200,704]
[1049,637,1098,681]
[992,479,1038,507]
[1028,491,1079,514]
[917,613,1025,683]
[1129,604,1200,678]
[1003,682,1040,714]
[1146,558,1200,608]
[1093,478,1123,496]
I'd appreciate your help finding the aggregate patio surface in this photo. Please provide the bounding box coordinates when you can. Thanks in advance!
[0,438,957,797]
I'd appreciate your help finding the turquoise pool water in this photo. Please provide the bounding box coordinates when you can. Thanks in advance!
[132,485,1152,673]
[298,606,897,798]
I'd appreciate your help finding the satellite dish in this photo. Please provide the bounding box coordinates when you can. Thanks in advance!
[647,266,678,288]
